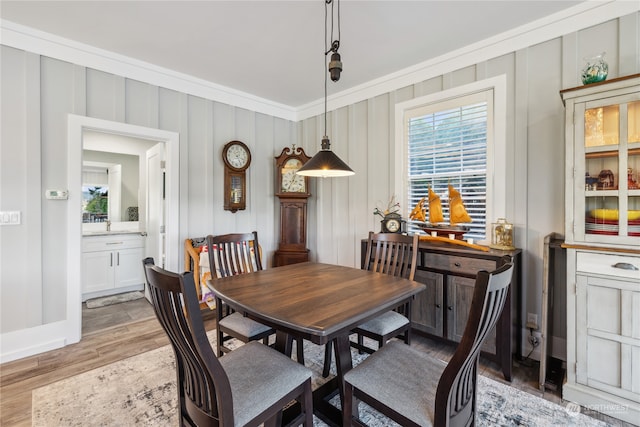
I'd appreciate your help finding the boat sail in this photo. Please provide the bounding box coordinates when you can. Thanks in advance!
[410,185,472,239]
[448,184,472,225]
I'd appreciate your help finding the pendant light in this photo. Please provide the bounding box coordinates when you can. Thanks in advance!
[297,0,354,178]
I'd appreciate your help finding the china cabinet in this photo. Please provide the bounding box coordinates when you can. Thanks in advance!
[82,233,145,300]
[561,74,640,424]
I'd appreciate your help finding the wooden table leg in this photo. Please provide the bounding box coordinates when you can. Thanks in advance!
[274,330,293,358]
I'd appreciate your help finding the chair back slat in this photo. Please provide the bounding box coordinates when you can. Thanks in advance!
[143,258,234,426]
[363,231,419,280]
[435,259,514,427]
[207,232,263,278]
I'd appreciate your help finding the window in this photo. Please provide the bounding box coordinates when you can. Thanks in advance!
[395,77,507,242]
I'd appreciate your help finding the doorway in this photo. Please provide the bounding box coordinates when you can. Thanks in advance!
[67,115,180,343]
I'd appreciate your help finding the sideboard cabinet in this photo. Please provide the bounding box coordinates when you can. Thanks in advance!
[561,74,640,424]
[361,239,521,381]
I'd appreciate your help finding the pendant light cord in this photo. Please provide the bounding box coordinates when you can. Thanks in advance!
[324,1,329,138]
[324,0,341,140]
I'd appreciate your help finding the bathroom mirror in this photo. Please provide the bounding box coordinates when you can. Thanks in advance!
[82,150,139,223]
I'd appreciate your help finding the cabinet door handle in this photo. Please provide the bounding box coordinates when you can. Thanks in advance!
[117,252,120,266]
[435,304,441,308]
[612,262,638,271]
[110,253,113,267]
[448,306,453,311]
[454,262,461,267]
[106,242,124,245]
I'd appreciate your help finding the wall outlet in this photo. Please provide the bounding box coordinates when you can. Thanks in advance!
[526,312,538,330]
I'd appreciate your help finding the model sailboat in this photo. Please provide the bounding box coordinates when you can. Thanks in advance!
[410,185,472,239]
[411,185,487,251]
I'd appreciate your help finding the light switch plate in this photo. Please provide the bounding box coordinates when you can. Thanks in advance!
[0,211,21,225]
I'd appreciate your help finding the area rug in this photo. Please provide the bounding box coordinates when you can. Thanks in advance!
[32,332,609,427]
[85,291,145,308]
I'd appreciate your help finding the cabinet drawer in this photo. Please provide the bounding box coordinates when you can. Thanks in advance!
[576,252,640,280]
[82,234,144,252]
[422,252,496,276]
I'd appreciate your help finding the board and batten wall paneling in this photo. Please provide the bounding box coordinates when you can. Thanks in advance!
[125,79,159,129]
[1,11,638,362]
[297,12,639,360]
[523,37,565,347]
[0,49,296,340]
[186,95,211,238]
[297,115,319,261]
[86,69,125,123]
[41,56,77,324]
[0,47,43,331]
[349,100,371,261]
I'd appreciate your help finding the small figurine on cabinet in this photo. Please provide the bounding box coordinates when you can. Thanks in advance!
[628,168,638,190]
[597,169,615,190]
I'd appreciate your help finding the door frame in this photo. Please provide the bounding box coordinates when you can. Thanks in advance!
[67,115,179,343]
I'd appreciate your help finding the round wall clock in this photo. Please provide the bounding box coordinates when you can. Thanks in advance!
[222,140,251,212]
[223,140,251,171]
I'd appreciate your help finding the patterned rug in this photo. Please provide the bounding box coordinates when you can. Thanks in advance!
[32,331,609,426]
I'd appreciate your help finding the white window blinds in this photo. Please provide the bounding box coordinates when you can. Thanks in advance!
[405,90,492,239]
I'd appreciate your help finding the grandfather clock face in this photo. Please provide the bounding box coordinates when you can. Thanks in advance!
[281,158,306,193]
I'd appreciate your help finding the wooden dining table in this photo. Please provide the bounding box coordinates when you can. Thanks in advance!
[207,261,425,426]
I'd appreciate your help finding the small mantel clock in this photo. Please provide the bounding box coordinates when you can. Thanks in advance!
[274,145,311,267]
[222,140,251,212]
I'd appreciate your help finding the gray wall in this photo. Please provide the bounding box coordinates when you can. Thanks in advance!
[296,12,640,358]
[1,49,295,332]
[1,11,639,360]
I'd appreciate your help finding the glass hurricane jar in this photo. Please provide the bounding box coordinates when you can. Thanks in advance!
[581,52,608,85]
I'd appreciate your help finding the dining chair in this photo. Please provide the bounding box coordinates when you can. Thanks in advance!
[322,231,418,377]
[142,258,314,427]
[342,261,514,427]
[207,231,305,364]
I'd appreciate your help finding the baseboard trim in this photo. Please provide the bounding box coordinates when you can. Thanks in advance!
[0,320,70,364]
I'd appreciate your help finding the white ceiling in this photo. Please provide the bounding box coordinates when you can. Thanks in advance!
[1,0,589,109]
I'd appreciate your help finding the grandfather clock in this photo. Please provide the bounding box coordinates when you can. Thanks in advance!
[274,145,311,267]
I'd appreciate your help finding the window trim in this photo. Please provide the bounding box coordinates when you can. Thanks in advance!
[394,75,507,243]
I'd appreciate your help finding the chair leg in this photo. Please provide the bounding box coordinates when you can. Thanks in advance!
[343,381,355,426]
[322,341,333,378]
[296,338,305,365]
[217,329,224,357]
[357,333,364,354]
[303,379,313,426]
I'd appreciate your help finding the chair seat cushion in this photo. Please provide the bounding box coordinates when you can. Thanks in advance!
[355,310,409,336]
[219,312,274,338]
[343,340,446,426]
[220,341,312,426]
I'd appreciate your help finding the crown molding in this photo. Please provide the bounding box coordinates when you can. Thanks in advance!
[2,1,638,123]
[1,19,298,121]
[297,0,640,121]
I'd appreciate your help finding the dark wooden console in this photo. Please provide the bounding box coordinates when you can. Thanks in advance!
[361,239,521,381]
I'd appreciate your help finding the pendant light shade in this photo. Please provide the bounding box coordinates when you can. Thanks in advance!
[297,0,354,179]
[296,136,354,177]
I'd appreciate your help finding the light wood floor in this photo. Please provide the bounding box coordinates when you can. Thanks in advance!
[0,299,630,426]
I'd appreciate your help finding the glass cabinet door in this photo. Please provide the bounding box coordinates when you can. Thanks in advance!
[580,97,640,244]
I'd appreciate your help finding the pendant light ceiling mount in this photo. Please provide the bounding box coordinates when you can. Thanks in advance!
[296,0,354,178]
